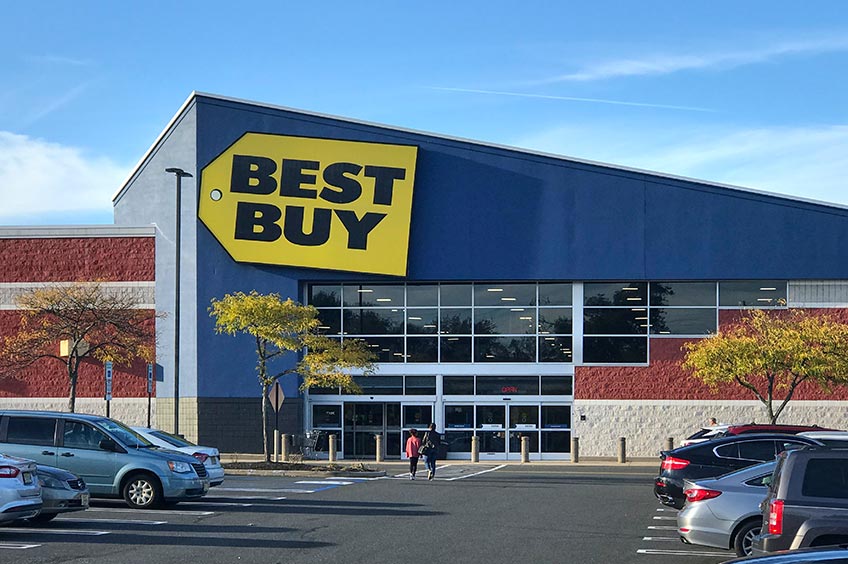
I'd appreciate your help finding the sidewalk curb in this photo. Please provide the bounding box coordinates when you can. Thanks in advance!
[225,469,386,478]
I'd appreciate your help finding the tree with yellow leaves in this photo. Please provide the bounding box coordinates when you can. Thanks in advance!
[0,282,157,413]
[209,291,375,461]
[682,308,848,423]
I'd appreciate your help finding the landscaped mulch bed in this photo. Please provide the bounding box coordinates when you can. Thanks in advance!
[223,461,375,472]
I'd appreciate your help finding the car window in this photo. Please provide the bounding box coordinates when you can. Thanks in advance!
[778,440,809,453]
[715,443,740,459]
[744,473,773,487]
[801,459,848,498]
[96,418,152,448]
[738,440,778,461]
[63,421,107,450]
[6,416,55,446]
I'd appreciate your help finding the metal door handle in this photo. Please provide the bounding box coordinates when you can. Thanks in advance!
[60,452,74,457]
[41,451,55,456]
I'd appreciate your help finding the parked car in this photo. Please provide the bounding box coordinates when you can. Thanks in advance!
[24,465,89,524]
[655,433,822,509]
[724,424,840,437]
[131,427,224,487]
[721,545,848,562]
[0,453,41,523]
[682,425,731,447]
[797,431,848,446]
[0,410,210,509]
[752,446,848,555]
[678,460,776,556]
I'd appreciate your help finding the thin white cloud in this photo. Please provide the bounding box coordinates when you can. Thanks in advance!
[428,86,716,113]
[0,132,128,222]
[514,124,848,206]
[21,82,91,128]
[541,35,848,83]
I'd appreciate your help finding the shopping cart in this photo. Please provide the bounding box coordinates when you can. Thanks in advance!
[291,430,325,460]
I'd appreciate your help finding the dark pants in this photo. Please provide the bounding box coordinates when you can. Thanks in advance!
[425,454,437,475]
[409,456,419,476]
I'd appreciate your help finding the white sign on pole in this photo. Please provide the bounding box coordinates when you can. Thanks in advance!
[105,361,113,401]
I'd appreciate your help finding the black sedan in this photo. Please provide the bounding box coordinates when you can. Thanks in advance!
[654,433,821,509]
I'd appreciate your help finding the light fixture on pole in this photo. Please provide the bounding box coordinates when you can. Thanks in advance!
[165,167,193,435]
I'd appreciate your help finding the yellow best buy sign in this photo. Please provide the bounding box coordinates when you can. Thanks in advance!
[199,133,418,276]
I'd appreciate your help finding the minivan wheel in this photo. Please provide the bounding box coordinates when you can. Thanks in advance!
[122,473,163,509]
[734,520,761,557]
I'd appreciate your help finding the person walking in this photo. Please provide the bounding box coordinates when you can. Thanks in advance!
[405,428,421,480]
[422,422,441,480]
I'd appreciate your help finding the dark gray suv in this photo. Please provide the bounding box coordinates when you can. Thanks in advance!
[752,447,848,555]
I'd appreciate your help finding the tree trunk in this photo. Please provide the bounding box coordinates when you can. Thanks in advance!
[67,357,77,413]
[261,382,269,462]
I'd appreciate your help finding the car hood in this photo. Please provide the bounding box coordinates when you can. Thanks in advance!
[37,465,80,482]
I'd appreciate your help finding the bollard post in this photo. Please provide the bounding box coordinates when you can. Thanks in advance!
[571,436,580,463]
[471,435,479,463]
[520,436,530,463]
[281,434,290,462]
[329,434,337,462]
[664,437,674,451]
[618,437,627,463]
[375,434,384,463]
[273,429,280,463]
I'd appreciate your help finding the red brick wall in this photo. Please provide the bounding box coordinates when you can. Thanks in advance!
[0,237,154,282]
[576,308,848,401]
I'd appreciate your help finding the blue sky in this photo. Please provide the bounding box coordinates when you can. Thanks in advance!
[1,1,847,225]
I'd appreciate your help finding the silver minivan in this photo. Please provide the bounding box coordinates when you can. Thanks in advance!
[0,411,210,509]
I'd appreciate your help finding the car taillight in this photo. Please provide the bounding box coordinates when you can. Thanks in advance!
[768,499,784,535]
[0,466,21,478]
[684,488,722,502]
[192,452,209,463]
[661,456,690,471]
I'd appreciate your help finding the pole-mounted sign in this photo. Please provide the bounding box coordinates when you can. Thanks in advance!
[104,361,113,401]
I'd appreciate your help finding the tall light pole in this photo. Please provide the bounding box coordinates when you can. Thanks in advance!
[165,167,193,435]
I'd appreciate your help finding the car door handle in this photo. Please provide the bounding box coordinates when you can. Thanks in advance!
[41,450,55,456]
[60,452,74,457]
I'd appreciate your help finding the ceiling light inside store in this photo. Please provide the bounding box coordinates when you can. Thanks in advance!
[622,287,638,291]
[501,297,516,301]
[487,288,504,292]
[408,317,422,320]
[358,289,373,293]
[760,287,777,291]
[626,297,642,301]
[510,308,525,312]
[377,298,392,302]
[631,308,646,312]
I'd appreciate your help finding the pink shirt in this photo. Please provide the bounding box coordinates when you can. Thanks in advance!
[405,436,421,458]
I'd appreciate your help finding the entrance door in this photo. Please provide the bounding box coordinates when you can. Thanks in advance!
[507,405,540,461]
[477,405,506,459]
[343,403,401,459]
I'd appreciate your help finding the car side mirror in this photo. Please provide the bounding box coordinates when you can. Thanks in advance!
[99,438,120,452]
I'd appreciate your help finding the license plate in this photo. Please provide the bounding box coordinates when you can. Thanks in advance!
[81,493,90,506]
[202,482,209,493]
[22,471,32,485]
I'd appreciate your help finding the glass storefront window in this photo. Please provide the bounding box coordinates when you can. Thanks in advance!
[477,405,505,427]
[360,337,405,362]
[583,336,647,363]
[405,376,436,395]
[352,375,403,394]
[539,337,573,362]
[509,431,538,453]
[403,405,432,427]
[477,376,539,395]
[542,405,571,428]
[443,377,474,395]
[344,308,404,335]
[651,282,716,306]
[474,283,536,307]
[584,308,649,335]
[650,308,716,335]
[538,308,572,334]
[474,337,535,362]
[440,284,472,306]
[444,431,473,452]
[445,405,474,428]
[509,405,539,428]
[407,285,438,307]
[316,309,341,335]
[541,431,571,453]
[343,285,405,307]
[474,308,536,335]
[479,431,506,453]
[719,281,786,307]
[407,309,438,334]
[309,285,341,306]
[584,282,647,306]
[441,337,472,362]
[541,377,572,396]
[312,405,341,427]
[537,283,572,306]
[406,337,437,363]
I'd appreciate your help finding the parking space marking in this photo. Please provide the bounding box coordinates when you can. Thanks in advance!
[0,543,41,550]
[59,518,167,525]
[653,515,677,520]
[647,525,678,531]
[88,507,216,516]
[214,487,315,494]
[0,527,110,536]
[205,496,288,501]
[446,464,507,481]
[194,502,254,507]
[295,480,355,485]
[637,548,730,556]
[642,537,680,542]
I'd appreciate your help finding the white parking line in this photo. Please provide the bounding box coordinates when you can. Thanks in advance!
[59,518,166,525]
[446,464,507,481]
[214,487,316,494]
[0,543,41,550]
[205,495,287,501]
[637,548,730,556]
[195,502,254,507]
[656,508,678,512]
[647,525,678,531]
[0,527,109,536]
[642,537,681,542]
[653,515,677,520]
[87,507,215,516]
[295,480,354,486]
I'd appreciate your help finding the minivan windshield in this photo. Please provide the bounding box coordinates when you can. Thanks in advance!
[96,418,154,448]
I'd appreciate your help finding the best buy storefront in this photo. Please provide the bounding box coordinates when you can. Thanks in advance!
[112,92,848,459]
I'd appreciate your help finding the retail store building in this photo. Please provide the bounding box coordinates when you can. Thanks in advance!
[6,92,848,459]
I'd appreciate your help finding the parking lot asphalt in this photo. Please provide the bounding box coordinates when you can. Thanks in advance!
[2,463,739,564]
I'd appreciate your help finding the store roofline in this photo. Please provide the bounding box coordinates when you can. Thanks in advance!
[0,225,155,239]
[112,91,848,214]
